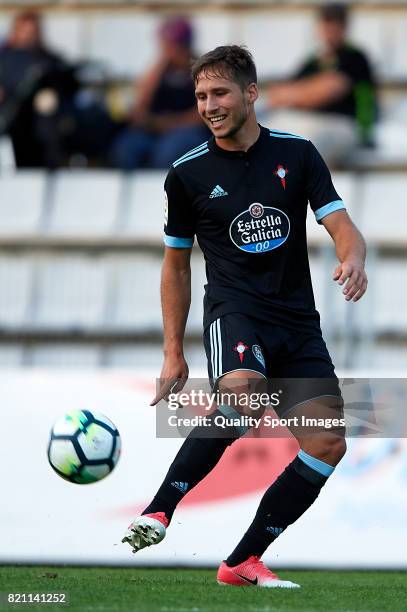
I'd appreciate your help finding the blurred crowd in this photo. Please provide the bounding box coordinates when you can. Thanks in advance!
[0,4,376,170]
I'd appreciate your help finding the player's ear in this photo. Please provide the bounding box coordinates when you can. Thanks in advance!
[246,82,258,105]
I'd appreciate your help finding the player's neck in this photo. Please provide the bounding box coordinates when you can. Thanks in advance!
[215,117,260,153]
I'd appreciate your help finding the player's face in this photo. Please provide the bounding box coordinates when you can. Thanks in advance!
[318,19,346,50]
[195,72,254,139]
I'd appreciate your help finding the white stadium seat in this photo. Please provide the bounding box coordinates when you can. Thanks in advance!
[106,344,206,368]
[106,344,164,367]
[350,12,391,79]
[43,15,84,62]
[0,14,10,40]
[0,172,46,235]
[111,254,162,330]
[359,174,407,243]
[391,15,407,79]
[351,10,407,79]
[124,171,167,239]
[30,345,101,367]
[0,256,32,327]
[33,256,108,329]
[372,259,407,332]
[86,14,160,78]
[187,254,207,333]
[49,171,122,236]
[194,14,235,56]
[0,345,24,367]
[240,12,314,80]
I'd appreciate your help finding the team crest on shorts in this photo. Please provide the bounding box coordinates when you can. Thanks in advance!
[233,341,249,363]
[252,345,265,369]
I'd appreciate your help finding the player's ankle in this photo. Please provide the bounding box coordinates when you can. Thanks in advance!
[142,511,169,528]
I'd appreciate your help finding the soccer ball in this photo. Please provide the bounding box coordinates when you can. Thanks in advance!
[48,410,121,484]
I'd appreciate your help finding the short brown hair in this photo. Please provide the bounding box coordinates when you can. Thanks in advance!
[191,45,257,91]
[319,3,348,26]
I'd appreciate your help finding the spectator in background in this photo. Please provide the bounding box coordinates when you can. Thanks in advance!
[266,3,376,165]
[111,16,208,170]
[0,11,78,168]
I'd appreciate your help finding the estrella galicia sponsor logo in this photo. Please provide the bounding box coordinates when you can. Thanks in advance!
[252,345,265,369]
[229,203,290,254]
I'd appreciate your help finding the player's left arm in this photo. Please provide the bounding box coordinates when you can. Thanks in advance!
[322,210,367,302]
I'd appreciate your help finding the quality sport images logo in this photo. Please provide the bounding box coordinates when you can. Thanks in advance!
[229,203,290,254]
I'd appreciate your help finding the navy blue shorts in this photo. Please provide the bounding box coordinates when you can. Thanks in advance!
[203,313,341,416]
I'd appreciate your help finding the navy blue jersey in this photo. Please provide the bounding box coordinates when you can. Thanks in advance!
[164,125,345,331]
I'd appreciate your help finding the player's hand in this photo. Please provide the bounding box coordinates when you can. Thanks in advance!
[150,355,189,406]
[333,259,368,302]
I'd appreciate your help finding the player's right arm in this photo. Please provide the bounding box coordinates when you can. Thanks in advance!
[150,246,192,405]
[150,165,196,405]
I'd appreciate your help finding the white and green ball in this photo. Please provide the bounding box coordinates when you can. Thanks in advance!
[48,410,121,484]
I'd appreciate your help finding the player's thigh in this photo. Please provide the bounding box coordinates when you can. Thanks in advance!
[203,314,267,416]
[272,331,344,432]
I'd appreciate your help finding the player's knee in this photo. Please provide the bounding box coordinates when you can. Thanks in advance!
[328,435,347,464]
[302,434,346,467]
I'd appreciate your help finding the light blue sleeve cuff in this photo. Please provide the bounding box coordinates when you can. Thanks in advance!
[314,200,346,224]
[164,235,194,248]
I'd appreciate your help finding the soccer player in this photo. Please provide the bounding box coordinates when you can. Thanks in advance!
[122,46,367,588]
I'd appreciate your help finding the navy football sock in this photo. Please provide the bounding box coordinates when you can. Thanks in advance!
[142,410,237,522]
[225,450,335,566]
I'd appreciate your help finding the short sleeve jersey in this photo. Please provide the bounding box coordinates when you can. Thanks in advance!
[164,125,345,331]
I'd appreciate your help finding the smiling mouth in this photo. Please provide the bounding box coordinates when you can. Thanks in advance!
[208,115,227,126]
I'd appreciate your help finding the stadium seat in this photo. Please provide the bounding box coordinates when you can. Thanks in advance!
[0,344,24,366]
[350,12,390,79]
[30,344,101,367]
[372,259,407,332]
[359,173,407,242]
[0,256,32,328]
[87,14,160,78]
[106,343,206,368]
[240,11,314,80]
[33,256,108,329]
[106,344,165,367]
[194,14,234,58]
[392,15,407,78]
[124,172,167,239]
[111,254,162,330]
[187,255,207,333]
[0,171,46,235]
[49,171,122,236]
[43,14,83,61]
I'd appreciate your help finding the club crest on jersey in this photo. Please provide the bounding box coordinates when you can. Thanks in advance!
[229,203,290,254]
[252,345,265,369]
[233,341,249,363]
[274,165,288,189]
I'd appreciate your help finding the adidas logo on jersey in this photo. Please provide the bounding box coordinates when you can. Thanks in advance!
[171,481,189,493]
[209,185,228,199]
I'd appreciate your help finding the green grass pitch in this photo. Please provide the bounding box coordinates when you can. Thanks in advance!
[0,566,406,611]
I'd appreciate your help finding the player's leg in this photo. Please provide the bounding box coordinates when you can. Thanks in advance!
[122,314,266,553]
[222,397,344,561]
[219,331,343,587]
